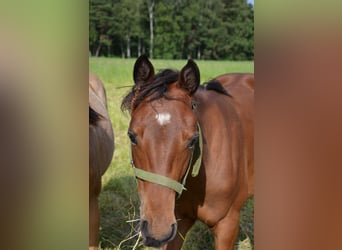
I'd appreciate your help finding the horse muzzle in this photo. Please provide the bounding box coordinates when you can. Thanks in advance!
[140,219,177,247]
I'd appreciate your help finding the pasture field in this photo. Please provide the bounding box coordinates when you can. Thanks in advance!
[89,57,254,250]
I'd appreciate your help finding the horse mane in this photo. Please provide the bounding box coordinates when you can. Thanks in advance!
[121,70,232,114]
[121,69,179,113]
[202,79,231,97]
[89,106,102,125]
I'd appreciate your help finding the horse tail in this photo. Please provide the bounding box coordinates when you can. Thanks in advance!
[89,106,102,125]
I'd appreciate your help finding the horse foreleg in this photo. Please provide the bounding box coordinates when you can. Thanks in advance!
[163,217,195,250]
[211,209,240,250]
[89,174,101,250]
[89,194,100,250]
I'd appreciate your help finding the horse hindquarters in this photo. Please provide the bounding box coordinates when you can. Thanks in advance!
[89,73,114,249]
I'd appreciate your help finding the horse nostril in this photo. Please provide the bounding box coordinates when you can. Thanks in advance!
[170,223,177,238]
[140,220,148,234]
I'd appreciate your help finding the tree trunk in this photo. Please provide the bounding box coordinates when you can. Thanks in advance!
[137,2,141,57]
[148,0,155,58]
[95,44,102,57]
[120,42,125,58]
[126,34,131,58]
[138,37,141,57]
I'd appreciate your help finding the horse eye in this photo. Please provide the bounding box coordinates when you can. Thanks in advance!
[187,134,199,148]
[128,131,138,145]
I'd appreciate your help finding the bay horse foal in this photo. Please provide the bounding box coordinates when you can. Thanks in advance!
[122,55,253,250]
[89,73,114,250]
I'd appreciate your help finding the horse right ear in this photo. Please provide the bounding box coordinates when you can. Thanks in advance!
[133,55,155,85]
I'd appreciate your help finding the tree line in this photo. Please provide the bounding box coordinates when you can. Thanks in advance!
[89,0,254,60]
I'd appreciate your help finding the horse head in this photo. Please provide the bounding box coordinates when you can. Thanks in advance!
[123,55,200,247]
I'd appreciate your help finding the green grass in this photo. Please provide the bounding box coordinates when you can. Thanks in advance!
[89,57,254,250]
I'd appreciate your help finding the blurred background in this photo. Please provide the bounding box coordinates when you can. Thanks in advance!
[2,0,342,249]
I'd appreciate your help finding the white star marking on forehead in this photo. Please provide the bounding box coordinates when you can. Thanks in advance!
[155,113,171,126]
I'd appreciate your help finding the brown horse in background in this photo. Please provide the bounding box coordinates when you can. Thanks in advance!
[89,73,114,250]
[122,55,253,249]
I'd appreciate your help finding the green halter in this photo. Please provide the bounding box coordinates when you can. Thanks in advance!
[130,123,203,197]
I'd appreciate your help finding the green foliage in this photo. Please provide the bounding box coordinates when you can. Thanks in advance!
[154,2,183,59]
[89,0,254,60]
[90,57,254,249]
[224,0,254,60]
[89,0,115,56]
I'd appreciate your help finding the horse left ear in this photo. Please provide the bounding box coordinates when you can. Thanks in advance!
[178,59,200,95]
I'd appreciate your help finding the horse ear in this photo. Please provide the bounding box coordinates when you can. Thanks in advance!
[178,59,200,95]
[133,55,155,85]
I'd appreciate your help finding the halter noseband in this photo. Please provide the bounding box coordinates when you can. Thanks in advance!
[130,120,203,198]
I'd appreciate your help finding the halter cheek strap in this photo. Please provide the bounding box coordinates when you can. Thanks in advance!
[191,124,203,177]
[130,123,203,198]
